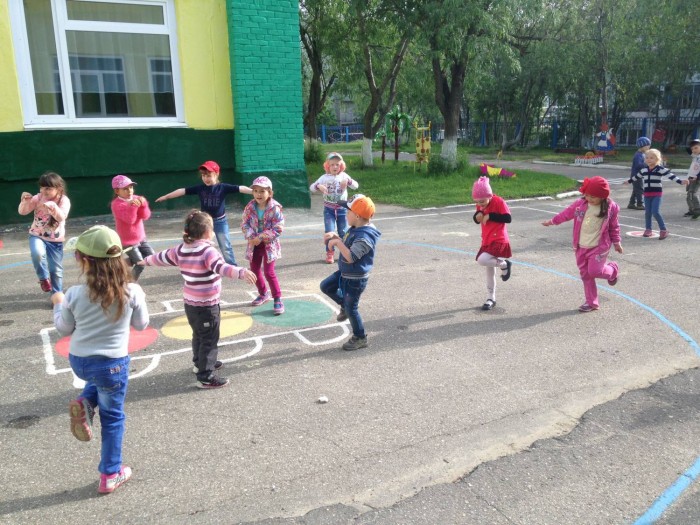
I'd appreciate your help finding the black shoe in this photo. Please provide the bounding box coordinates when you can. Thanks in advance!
[692,214,700,220]
[197,375,229,389]
[636,205,645,210]
[192,360,223,374]
[336,308,347,322]
[627,205,636,210]
[501,260,512,282]
[684,211,693,217]
[342,336,368,351]
[481,299,496,311]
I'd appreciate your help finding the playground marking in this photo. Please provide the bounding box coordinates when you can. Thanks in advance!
[627,230,659,239]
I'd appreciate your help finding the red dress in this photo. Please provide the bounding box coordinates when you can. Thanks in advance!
[475,194,512,260]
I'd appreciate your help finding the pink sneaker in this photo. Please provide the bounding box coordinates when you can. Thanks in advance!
[607,262,619,286]
[39,278,51,292]
[642,229,653,237]
[273,299,285,315]
[98,466,132,494]
[578,303,600,313]
[659,230,669,240]
[251,292,271,307]
[68,397,94,442]
[325,250,335,264]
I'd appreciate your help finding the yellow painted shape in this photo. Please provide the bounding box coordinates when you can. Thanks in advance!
[162,310,253,340]
[175,0,233,130]
[0,3,24,132]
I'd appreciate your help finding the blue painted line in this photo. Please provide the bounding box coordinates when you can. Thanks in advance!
[385,239,700,523]
[0,260,32,271]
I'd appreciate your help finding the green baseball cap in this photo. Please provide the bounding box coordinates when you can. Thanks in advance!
[65,225,125,258]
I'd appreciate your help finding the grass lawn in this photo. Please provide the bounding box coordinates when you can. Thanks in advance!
[307,156,577,209]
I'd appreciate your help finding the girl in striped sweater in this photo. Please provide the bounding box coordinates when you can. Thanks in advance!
[626,148,689,239]
[140,210,256,389]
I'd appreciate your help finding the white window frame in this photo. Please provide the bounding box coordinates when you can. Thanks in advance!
[9,0,186,129]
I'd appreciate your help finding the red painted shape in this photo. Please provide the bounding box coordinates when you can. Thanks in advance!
[55,327,159,358]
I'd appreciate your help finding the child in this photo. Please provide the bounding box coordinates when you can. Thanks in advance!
[18,171,71,294]
[309,152,359,263]
[471,176,513,311]
[320,194,381,351]
[110,175,154,281]
[542,176,622,312]
[241,177,285,314]
[52,225,149,494]
[155,160,252,265]
[140,210,256,388]
[627,137,649,210]
[625,148,688,239]
[684,138,700,219]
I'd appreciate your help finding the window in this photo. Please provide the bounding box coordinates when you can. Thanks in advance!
[10,0,184,128]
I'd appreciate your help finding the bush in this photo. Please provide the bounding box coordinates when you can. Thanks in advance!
[426,153,468,176]
[304,138,324,164]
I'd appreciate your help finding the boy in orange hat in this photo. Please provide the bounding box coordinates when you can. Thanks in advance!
[320,194,380,351]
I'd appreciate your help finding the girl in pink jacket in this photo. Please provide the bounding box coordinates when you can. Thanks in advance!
[542,176,622,313]
[110,175,154,281]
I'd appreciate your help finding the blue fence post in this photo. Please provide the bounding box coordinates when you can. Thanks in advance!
[641,118,647,138]
[694,127,699,140]
[321,124,327,143]
[345,126,349,142]
[480,122,486,146]
[551,120,559,149]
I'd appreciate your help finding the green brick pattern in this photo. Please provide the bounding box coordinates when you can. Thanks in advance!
[227,0,309,207]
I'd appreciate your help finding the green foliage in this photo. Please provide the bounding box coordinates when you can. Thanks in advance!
[304,138,324,163]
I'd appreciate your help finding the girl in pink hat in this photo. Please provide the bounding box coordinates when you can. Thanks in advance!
[472,176,513,311]
[542,176,622,312]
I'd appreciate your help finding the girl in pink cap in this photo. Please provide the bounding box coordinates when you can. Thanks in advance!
[472,176,513,311]
[542,176,622,312]
[241,176,285,315]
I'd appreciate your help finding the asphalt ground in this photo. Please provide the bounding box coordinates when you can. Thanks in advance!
[1,162,699,524]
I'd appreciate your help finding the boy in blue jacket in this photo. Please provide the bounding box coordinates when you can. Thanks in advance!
[320,194,381,351]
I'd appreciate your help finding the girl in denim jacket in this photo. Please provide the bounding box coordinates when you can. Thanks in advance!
[542,176,623,313]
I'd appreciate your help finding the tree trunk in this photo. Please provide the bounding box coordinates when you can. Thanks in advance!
[432,57,466,168]
[441,137,458,165]
[362,137,374,166]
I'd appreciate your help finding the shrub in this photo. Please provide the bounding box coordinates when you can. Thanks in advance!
[304,138,324,164]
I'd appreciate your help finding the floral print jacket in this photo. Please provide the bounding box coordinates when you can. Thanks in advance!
[241,198,284,263]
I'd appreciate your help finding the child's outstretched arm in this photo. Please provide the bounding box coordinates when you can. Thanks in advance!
[239,185,253,195]
[542,219,554,226]
[155,188,185,203]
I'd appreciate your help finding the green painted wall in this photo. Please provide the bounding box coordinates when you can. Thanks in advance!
[227,0,309,208]
[0,128,244,225]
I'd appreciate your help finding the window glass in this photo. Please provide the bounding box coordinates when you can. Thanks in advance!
[66,0,164,24]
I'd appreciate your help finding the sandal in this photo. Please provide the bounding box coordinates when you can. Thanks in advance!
[481,299,496,311]
[501,260,512,282]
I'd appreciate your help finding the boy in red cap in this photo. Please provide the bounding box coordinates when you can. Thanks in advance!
[155,161,252,265]
[542,176,623,312]
[320,194,381,351]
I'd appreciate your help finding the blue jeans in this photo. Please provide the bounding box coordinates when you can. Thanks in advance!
[644,195,666,231]
[320,271,368,338]
[69,354,130,476]
[213,216,236,265]
[28,235,63,293]
[323,207,348,252]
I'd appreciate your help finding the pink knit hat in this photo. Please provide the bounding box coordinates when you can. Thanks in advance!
[472,176,493,200]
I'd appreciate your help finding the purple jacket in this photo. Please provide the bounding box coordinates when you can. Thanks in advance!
[551,198,621,254]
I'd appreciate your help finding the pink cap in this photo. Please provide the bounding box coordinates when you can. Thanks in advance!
[251,176,272,189]
[112,175,137,189]
[472,176,493,200]
[199,160,220,174]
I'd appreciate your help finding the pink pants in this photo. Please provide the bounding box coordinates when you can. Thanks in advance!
[575,246,618,308]
[250,245,281,299]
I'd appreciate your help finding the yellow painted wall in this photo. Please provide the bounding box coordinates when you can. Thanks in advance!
[0,2,24,132]
[0,0,233,132]
[175,0,234,130]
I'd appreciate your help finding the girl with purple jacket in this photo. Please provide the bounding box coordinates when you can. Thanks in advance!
[542,176,623,313]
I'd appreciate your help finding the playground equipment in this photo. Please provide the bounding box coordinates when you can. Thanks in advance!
[414,121,431,171]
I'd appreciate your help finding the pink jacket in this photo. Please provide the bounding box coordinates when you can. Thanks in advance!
[111,196,151,246]
[241,198,284,263]
[551,198,621,254]
[18,193,71,242]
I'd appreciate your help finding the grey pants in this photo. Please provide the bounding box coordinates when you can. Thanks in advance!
[687,179,700,214]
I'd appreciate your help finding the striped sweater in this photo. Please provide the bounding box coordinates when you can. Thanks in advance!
[629,165,684,196]
[143,240,247,306]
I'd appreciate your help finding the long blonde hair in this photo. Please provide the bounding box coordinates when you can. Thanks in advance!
[77,247,131,321]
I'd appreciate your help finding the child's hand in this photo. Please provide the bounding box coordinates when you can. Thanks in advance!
[239,268,257,285]
[51,292,65,305]
[155,195,167,203]
[317,184,328,194]
[623,180,630,185]
[323,232,339,242]
[682,179,690,186]
[130,197,143,207]
[339,180,348,191]
[21,192,32,201]
[135,260,146,266]
[248,237,262,247]
[481,213,489,225]
[613,242,623,254]
[542,220,553,226]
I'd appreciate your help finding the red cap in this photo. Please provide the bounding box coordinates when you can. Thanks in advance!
[199,161,220,174]
[579,176,610,199]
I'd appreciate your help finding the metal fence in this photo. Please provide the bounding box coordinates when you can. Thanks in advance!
[312,117,700,149]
